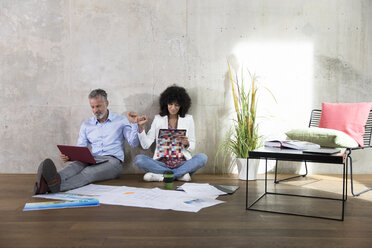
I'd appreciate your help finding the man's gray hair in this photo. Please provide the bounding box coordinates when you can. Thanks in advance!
[89,89,107,101]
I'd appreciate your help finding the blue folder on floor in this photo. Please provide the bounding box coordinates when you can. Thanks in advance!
[23,199,99,211]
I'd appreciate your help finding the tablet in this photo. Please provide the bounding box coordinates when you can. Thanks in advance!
[158,129,187,138]
[156,129,187,158]
[211,185,240,194]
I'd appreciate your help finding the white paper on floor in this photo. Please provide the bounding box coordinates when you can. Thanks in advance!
[177,183,227,198]
[33,183,225,212]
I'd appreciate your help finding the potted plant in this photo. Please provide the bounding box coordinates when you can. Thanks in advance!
[216,62,275,180]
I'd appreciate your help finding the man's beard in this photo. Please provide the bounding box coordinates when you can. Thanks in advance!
[95,109,107,120]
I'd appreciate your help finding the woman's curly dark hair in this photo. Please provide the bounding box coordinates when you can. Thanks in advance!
[159,85,191,117]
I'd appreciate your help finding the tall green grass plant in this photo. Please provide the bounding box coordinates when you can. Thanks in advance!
[216,62,275,173]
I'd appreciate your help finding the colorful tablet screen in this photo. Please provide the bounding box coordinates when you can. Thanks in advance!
[156,129,187,158]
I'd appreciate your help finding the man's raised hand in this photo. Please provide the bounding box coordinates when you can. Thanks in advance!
[127,111,139,123]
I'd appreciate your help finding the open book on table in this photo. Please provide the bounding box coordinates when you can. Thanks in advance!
[264,140,321,150]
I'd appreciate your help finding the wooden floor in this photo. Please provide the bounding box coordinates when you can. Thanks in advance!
[1,174,372,248]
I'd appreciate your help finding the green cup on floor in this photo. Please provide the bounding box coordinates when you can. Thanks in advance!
[163,171,175,190]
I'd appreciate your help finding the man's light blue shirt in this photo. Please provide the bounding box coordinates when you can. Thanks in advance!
[77,110,139,162]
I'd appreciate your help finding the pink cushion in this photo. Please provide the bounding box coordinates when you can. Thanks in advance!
[319,102,372,146]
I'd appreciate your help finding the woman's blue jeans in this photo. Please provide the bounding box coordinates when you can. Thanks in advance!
[134,153,208,178]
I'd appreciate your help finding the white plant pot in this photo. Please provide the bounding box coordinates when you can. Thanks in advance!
[236,158,260,181]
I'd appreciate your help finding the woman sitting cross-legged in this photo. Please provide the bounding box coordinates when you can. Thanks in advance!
[134,85,207,182]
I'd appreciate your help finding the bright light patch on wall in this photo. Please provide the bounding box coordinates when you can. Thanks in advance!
[230,41,314,174]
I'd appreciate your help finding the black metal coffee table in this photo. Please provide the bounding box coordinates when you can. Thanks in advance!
[246,147,348,221]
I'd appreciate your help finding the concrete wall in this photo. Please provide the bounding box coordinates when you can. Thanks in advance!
[0,0,371,174]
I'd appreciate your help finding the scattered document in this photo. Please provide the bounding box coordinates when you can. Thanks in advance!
[96,186,215,212]
[23,199,99,211]
[33,183,226,212]
[66,184,120,195]
[177,183,227,198]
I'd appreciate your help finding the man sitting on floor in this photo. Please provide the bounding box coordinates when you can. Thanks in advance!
[34,89,140,194]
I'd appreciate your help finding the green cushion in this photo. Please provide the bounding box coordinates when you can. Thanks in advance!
[285,127,359,148]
